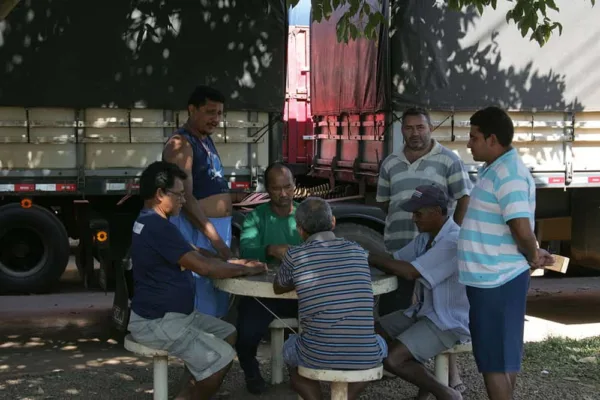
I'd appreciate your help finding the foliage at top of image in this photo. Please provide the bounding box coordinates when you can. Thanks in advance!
[287,0,596,46]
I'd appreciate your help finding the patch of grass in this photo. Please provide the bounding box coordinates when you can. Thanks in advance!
[523,336,600,384]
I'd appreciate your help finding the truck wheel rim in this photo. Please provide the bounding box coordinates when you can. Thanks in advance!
[0,227,49,278]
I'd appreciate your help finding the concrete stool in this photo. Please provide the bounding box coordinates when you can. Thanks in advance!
[298,365,383,400]
[269,318,299,384]
[124,334,169,400]
[434,342,473,385]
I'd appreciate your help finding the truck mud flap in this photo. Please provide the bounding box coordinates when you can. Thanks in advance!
[74,200,96,288]
[74,200,112,290]
[112,250,132,332]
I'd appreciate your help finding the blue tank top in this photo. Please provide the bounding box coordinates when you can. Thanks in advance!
[170,129,229,200]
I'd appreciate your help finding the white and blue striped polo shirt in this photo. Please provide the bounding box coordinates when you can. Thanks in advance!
[458,148,536,288]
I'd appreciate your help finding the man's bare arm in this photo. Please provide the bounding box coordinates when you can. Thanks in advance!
[273,281,295,295]
[163,135,232,259]
[368,253,420,280]
[190,243,219,259]
[179,251,266,279]
[266,244,290,261]
[453,195,470,226]
[507,218,538,264]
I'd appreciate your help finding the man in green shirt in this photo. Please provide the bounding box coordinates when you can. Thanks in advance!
[236,163,302,394]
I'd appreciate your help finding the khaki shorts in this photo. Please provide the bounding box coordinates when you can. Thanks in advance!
[378,311,459,364]
[128,311,236,381]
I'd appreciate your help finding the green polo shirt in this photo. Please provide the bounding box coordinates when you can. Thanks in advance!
[239,202,303,264]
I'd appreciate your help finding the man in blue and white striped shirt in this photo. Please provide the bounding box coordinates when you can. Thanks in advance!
[458,107,553,400]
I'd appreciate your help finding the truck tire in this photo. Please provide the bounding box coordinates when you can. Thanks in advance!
[0,203,70,293]
[333,222,386,253]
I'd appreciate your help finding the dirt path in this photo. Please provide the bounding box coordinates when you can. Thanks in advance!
[1,329,599,400]
[1,275,600,399]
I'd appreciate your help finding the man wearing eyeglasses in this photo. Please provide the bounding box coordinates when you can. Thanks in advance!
[163,85,234,318]
[128,161,266,399]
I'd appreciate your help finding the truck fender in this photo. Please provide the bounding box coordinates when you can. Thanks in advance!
[329,203,387,229]
[330,203,387,253]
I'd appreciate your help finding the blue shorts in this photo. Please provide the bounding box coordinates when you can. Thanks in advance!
[170,214,232,318]
[467,269,530,373]
[282,334,388,369]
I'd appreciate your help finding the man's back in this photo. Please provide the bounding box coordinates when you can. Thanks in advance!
[279,232,382,370]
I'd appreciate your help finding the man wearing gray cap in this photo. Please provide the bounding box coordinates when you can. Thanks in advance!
[369,184,469,400]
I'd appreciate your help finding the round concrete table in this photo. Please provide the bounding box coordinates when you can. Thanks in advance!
[214,267,398,299]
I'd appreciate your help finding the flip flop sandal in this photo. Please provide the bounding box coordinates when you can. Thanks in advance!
[452,383,467,393]
[381,370,396,379]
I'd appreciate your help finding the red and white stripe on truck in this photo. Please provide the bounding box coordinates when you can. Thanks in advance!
[0,181,250,193]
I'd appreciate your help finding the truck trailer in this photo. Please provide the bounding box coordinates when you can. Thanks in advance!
[296,0,600,273]
[0,0,386,294]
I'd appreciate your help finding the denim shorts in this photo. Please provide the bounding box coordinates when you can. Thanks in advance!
[282,333,388,369]
[467,269,530,373]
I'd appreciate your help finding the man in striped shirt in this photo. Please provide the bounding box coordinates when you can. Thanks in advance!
[458,107,554,400]
[376,107,472,391]
[274,197,387,400]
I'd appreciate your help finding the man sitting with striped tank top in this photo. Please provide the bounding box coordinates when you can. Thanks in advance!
[273,197,388,400]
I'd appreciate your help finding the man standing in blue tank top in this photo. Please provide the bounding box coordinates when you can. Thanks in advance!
[163,86,235,318]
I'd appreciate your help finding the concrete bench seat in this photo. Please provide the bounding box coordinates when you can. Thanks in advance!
[298,365,383,399]
[269,318,299,384]
[434,342,473,385]
[124,334,169,400]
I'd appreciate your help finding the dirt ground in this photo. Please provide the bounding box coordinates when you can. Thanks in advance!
[1,333,599,400]
[1,271,600,399]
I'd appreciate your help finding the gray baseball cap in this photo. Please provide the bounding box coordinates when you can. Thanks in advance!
[400,184,449,213]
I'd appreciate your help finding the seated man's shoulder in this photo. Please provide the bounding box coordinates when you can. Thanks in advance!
[133,211,166,234]
[340,238,368,252]
[254,202,271,214]
[241,204,268,228]
[132,212,185,251]
[246,202,287,220]
[329,238,369,261]
[441,224,460,245]
[246,203,267,218]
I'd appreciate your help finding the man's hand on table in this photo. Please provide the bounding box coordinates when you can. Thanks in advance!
[266,244,289,260]
[228,258,268,276]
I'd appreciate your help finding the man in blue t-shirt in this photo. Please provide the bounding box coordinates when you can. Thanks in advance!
[127,161,267,399]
